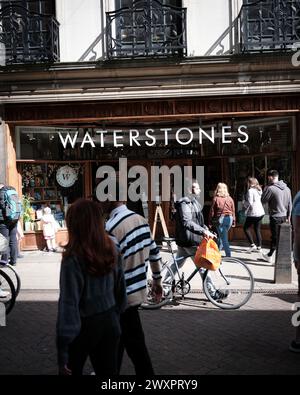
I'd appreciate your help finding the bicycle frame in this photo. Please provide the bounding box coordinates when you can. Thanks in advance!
[165,246,238,295]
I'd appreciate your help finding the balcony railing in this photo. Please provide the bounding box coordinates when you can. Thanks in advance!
[0,3,59,65]
[106,0,187,59]
[238,0,300,52]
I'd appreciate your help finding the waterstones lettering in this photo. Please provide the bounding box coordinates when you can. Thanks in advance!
[58,125,249,149]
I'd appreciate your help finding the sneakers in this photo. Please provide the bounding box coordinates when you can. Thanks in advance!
[247,245,262,253]
[289,340,300,353]
[0,289,9,298]
[260,252,273,263]
[247,244,257,253]
[211,289,229,301]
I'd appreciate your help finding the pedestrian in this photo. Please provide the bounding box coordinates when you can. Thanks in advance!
[209,183,235,257]
[289,190,300,353]
[173,179,228,301]
[41,207,58,252]
[243,177,265,253]
[100,187,162,376]
[261,170,292,263]
[56,199,127,375]
[0,183,22,266]
[0,233,9,298]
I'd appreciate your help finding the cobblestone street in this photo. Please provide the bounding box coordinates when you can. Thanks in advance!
[0,248,299,375]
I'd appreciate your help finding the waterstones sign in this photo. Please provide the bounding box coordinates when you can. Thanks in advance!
[58,125,249,148]
[16,124,250,204]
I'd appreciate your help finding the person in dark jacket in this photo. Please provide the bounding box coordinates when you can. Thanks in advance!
[171,179,228,301]
[261,170,292,263]
[0,183,19,267]
[56,199,127,376]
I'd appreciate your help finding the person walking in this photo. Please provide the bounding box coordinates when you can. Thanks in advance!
[173,179,227,301]
[0,183,22,267]
[100,193,162,376]
[261,170,292,263]
[0,233,9,298]
[56,199,127,375]
[243,177,265,253]
[289,190,300,352]
[209,183,235,257]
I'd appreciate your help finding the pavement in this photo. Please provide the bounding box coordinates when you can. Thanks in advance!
[0,244,299,375]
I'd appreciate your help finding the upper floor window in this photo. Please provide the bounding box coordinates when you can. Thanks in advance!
[106,0,187,58]
[239,0,300,52]
[0,0,59,65]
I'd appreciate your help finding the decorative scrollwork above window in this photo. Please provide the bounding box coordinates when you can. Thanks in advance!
[239,0,300,52]
[106,0,187,59]
[0,1,59,65]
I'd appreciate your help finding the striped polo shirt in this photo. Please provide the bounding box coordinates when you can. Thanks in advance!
[106,205,162,307]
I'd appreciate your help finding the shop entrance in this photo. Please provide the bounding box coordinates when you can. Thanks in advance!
[91,158,223,240]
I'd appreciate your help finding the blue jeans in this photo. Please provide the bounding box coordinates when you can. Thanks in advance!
[217,215,233,257]
[0,222,18,264]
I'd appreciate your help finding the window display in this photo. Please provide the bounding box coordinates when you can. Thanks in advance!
[19,163,84,230]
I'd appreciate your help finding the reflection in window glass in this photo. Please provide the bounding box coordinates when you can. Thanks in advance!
[229,154,292,225]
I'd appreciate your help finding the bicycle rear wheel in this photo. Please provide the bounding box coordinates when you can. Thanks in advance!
[140,262,174,310]
[203,257,254,310]
[0,261,21,296]
[0,269,16,315]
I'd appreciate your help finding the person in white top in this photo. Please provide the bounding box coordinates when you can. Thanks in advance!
[243,177,265,253]
[41,207,58,252]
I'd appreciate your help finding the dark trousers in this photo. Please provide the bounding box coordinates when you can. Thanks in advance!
[268,216,287,257]
[68,309,121,376]
[118,306,154,376]
[243,216,264,247]
[0,222,18,264]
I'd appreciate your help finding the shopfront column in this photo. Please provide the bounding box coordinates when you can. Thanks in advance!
[0,118,8,183]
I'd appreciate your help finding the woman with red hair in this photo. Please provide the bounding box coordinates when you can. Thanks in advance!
[56,199,127,375]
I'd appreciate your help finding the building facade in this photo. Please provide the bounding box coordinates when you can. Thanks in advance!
[0,0,300,249]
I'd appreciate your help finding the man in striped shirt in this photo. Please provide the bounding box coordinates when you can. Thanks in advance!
[102,201,162,375]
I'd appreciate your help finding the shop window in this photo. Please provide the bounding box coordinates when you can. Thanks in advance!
[228,155,292,226]
[19,163,84,230]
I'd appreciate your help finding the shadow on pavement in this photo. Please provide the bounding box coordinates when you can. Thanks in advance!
[0,299,299,375]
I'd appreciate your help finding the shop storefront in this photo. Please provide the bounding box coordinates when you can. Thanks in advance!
[11,109,297,251]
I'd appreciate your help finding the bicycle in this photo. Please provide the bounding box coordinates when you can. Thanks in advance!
[141,237,255,310]
[0,260,21,297]
[0,268,16,315]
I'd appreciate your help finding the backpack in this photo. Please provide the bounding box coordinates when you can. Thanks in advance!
[3,188,22,222]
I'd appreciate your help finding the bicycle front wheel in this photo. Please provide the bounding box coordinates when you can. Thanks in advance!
[203,257,254,310]
[0,269,16,315]
[140,262,174,310]
[0,262,21,297]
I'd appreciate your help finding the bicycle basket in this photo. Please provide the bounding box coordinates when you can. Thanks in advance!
[0,234,8,254]
[194,238,221,271]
